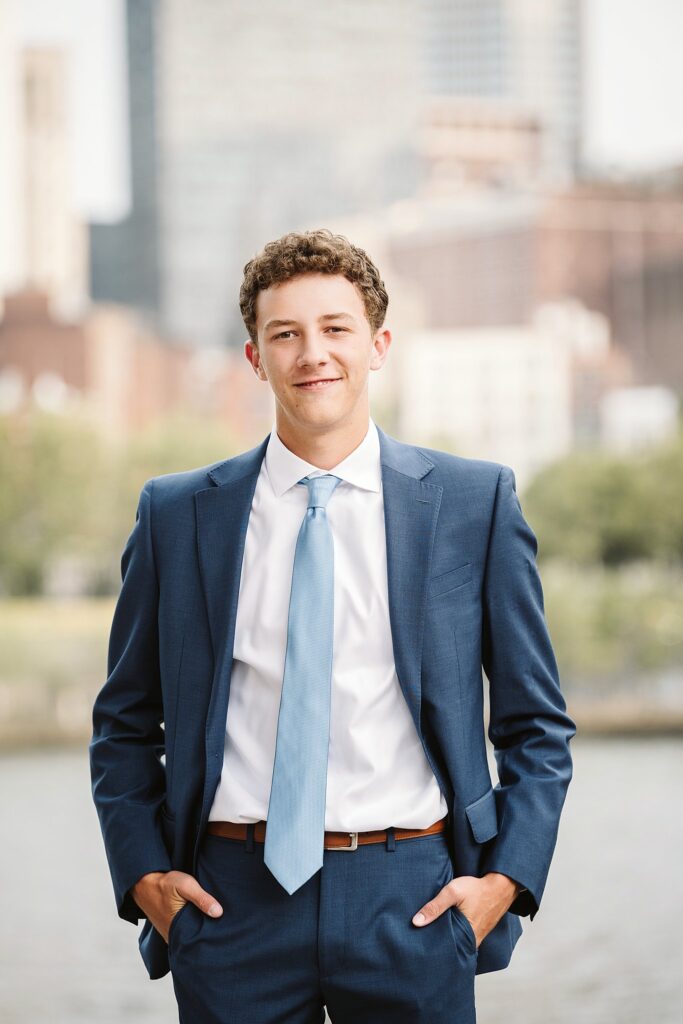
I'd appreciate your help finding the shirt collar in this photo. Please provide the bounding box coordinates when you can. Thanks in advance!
[265,417,381,497]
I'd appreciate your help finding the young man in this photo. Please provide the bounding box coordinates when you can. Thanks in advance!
[90,228,575,1023]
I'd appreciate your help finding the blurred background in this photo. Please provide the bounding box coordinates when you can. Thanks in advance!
[1,0,682,1021]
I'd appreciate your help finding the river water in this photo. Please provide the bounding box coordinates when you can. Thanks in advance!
[1,736,681,1023]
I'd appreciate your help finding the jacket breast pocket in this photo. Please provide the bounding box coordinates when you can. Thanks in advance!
[464,786,499,843]
[430,561,473,598]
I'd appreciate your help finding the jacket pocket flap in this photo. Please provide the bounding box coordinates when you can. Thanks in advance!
[430,561,472,597]
[465,786,498,843]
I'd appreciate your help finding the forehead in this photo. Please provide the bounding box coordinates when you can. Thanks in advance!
[255,273,365,326]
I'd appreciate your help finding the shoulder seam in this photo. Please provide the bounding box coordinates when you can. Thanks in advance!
[482,465,505,584]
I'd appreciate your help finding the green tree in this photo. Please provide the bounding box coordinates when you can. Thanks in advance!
[0,410,240,596]
[524,431,683,567]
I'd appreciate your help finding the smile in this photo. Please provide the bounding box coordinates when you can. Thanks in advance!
[294,378,341,390]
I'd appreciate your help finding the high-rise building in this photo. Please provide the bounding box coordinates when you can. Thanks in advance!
[418,0,584,183]
[91,0,422,348]
[90,0,160,319]
[0,0,24,298]
[90,1,588,346]
[0,0,87,314]
[22,49,88,313]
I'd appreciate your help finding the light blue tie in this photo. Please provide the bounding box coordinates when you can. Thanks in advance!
[263,473,343,894]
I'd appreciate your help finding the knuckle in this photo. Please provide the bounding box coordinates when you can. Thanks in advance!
[424,898,441,919]
[162,870,181,891]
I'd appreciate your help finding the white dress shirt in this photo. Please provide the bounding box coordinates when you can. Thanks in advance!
[208,416,448,831]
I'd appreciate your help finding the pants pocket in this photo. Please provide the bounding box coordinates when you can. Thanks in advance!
[449,904,478,956]
[167,898,193,957]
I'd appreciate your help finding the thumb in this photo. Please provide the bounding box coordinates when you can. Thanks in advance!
[175,874,223,918]
[412,882,454,927]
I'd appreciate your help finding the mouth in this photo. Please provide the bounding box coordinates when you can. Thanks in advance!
[294,377,342,391]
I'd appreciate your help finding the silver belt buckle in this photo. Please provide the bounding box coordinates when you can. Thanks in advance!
[338,831,358,851]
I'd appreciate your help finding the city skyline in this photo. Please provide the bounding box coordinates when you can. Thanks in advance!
[14,0,683,222]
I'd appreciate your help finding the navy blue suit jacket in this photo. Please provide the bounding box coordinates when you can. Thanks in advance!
[89,424,576,980]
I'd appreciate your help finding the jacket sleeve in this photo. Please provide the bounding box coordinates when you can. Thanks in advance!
[480,465,576,920]
[89,478,172,925]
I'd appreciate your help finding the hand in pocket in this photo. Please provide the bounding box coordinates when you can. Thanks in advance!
[131,869,224,944]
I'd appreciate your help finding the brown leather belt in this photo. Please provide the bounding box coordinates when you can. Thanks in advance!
[206,814,448,850]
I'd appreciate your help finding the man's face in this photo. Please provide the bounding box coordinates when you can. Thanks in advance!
[245,272,391,435]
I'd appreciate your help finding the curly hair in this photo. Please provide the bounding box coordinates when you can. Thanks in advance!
[239,228,389,344]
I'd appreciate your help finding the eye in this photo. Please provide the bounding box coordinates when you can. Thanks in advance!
[273,326,346,339]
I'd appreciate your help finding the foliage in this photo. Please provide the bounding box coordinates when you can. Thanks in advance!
[0,410,239,596]
[523,432,683,566]
[542,560,683,688]
[1,408,682,596]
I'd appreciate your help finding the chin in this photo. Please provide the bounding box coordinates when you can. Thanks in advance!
[294,405,346,428]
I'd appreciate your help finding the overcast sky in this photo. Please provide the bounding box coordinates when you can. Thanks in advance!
[583,0,683,172]
[17,0,683,220]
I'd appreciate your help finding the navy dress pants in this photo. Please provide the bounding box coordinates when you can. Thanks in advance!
[168,824,478,1023]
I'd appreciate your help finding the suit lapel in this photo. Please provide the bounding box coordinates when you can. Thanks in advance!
[377,427,443,734]
[194,424,443,750]
[195,437,269,726]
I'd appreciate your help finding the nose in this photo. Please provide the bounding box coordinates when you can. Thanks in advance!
[296,329,331,367]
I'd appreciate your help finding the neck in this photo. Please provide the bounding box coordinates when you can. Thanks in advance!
[275,413,371,470]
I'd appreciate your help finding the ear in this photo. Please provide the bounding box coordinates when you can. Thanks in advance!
[245,339,267,379]
[370,327,392,369]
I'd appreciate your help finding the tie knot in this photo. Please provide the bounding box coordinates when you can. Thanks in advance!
[299,474,342,509]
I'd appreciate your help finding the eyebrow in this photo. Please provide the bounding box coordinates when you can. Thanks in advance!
[264,312,356,331]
